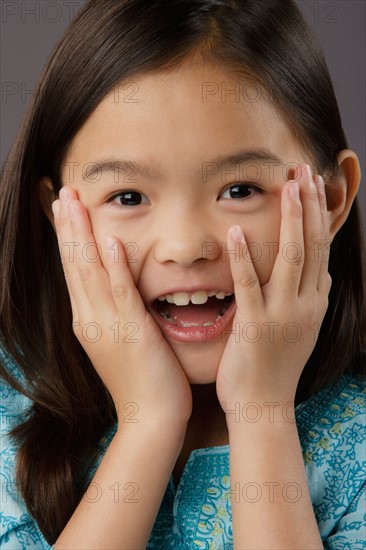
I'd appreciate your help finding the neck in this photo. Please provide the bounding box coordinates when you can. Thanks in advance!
[173,383,228,486]
[186,382,228,445]
[190,382,221,415]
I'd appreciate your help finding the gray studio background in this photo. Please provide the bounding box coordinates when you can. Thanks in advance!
[1,0,365,233]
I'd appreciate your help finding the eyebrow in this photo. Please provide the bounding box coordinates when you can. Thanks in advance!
[83,148,284,182]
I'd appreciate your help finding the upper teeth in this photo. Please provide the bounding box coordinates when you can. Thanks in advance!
[157,290,233,306]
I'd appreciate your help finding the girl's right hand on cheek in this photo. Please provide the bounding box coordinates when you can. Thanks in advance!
[52,186,192,430]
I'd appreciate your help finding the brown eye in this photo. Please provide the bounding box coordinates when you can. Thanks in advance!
[107,191,149,206]
[220,183,262,200]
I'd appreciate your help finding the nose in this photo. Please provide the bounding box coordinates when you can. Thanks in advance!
[153,207,221,267]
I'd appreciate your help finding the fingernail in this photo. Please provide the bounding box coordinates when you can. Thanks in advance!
[306,164,313,176]
[59,187,69,204]
[230,225,245,244]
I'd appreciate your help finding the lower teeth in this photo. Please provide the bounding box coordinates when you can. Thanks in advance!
[159,311,225,326]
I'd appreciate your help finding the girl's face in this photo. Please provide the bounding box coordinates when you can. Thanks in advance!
[59,63,313,384]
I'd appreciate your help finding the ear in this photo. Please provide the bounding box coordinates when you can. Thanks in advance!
[324,149,361,241]
[38,177,57,231]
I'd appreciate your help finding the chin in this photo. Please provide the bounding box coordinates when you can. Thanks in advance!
[169,339,223,384]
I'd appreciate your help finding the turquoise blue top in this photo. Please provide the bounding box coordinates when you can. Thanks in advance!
[1,346,365,549]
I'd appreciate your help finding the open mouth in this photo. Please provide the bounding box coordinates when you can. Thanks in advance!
[153,290,234,327]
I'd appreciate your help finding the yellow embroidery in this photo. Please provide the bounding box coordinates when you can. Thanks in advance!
[211,522,224,537]
[351,397,365,406]
[318,437,330,450]
[330,422,343,435]
[202,504,214,513]
[342,407,356,418]
[216,506,228,518]
[304,451,313,463]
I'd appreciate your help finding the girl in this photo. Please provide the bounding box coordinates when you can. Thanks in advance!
[1,0,365,548]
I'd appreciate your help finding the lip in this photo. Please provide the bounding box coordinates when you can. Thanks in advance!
[149,296,236,343]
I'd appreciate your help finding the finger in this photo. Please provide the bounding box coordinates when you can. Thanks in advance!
[52,199,77,320]
[227,225,264,315]
[315,174,332,295]
[268,176,304,302]
[66,198,117,317]
[52,188,90,320]
[297,164,324,295]
[104,236,151,324]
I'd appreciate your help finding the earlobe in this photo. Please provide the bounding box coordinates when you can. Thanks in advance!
[38,177,57,229]
[325,149,361,241]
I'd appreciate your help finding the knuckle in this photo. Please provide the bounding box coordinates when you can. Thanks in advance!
[321,293,330,309]
[79,267,91,282]
[61,258,73,275]
[238,274,258,290]
[111,286,131,301]
[292,255,303,267]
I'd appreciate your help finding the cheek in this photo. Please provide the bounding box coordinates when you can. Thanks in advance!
[86,210,137,272]
[241,211,281,285]
[88,208,123,264]
[87,211,111,260]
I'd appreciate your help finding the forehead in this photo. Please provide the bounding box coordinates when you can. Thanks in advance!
[64,62,299,177]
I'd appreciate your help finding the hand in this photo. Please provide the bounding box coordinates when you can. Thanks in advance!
[216,164,332,409]
[52,186,192,428]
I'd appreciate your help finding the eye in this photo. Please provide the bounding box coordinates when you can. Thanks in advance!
[106,191,149,207]
[219,183,262,200]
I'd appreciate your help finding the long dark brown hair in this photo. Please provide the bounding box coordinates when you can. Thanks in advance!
[1,0,365,544]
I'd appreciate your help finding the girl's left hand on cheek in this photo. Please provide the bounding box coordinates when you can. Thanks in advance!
[216,164,332,409]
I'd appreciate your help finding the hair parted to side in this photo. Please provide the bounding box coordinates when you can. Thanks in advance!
[1,0,365,543]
